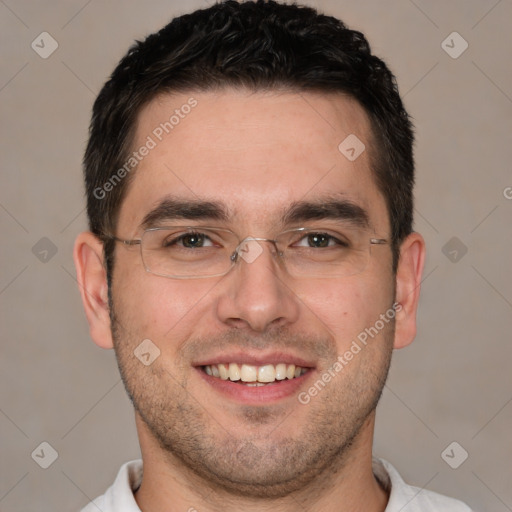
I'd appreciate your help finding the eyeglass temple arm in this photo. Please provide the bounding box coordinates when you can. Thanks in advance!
[109,236,142,246]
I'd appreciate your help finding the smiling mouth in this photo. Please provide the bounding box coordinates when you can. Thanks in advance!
[201,363,310,386]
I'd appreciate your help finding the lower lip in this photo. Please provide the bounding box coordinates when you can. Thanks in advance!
[195,368,314,404]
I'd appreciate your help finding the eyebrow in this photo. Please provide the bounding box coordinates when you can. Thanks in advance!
[140,196,230,229]
[282,198,370,228]
[140,195,370,230]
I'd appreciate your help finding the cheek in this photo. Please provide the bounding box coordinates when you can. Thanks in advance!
[112,257,219,345]
[295,276,393,350]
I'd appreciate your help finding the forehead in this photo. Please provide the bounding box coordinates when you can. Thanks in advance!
[118,89,387,234]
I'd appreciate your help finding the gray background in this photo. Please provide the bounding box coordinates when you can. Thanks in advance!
[1,1,511,511]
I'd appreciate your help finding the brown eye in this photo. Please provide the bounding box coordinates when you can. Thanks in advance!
[163,232,214,249]
[180,233,206,248]
[294,232,349,249]
[307,233,330,248]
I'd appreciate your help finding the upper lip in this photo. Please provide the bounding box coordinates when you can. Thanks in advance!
[193,350,316,368]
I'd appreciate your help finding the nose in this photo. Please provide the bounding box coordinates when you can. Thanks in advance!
[215,239,300,332]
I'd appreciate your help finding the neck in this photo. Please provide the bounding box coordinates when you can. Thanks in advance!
[134,413,388,512]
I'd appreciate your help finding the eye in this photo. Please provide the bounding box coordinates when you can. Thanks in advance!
[294,232,349,248]
[165,232,215,249]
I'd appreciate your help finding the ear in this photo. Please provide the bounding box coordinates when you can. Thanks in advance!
[73,231,113,349]
[393,232,426,349]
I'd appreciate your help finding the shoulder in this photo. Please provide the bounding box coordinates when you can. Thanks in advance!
[374,458,473,512]
[80,459,143,512]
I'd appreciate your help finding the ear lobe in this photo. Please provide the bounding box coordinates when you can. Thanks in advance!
[73,231,114,349]
[393,232,426,350]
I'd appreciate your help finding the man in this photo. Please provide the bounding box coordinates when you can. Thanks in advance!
[73,1,472,510]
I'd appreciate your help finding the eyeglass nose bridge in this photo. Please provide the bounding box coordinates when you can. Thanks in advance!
[230,236,282,265]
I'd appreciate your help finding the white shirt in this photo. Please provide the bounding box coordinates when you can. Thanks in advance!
[81,458,473,511]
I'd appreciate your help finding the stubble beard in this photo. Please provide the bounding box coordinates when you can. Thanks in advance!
[110,302,394,499]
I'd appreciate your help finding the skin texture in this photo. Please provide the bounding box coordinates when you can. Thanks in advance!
[74,89,425,512]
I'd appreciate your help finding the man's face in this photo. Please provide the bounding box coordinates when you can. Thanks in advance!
[111,90,395,496]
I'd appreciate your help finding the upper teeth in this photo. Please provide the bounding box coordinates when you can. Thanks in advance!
[203,363,307,383]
